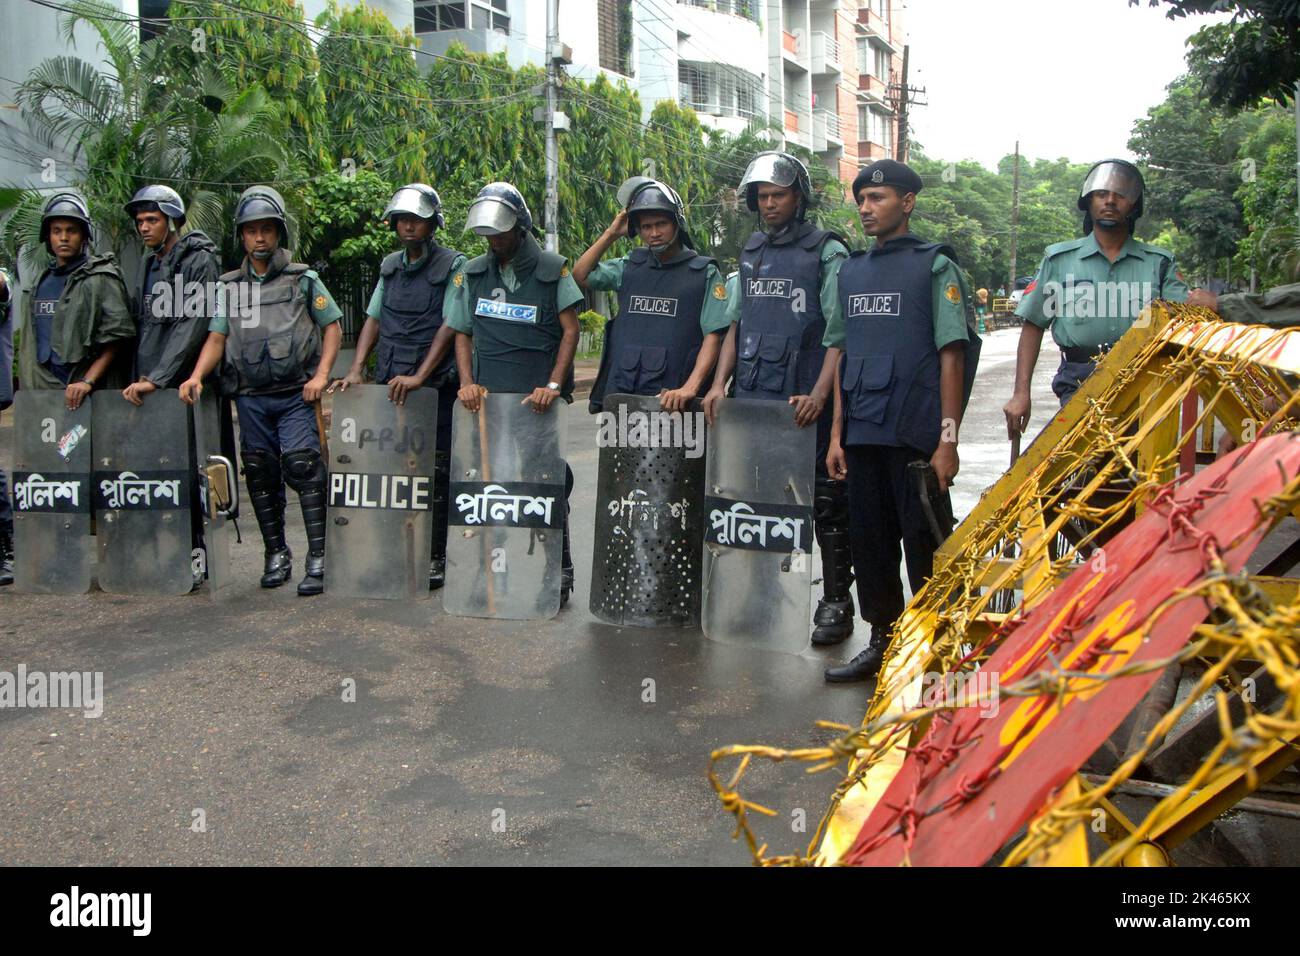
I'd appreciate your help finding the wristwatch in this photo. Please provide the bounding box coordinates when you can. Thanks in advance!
[79,377,96,390]
[546,381,560,392]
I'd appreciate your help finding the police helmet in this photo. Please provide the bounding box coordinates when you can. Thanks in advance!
[737,151,814,216]
[625,180,689,245]
[1077,159,1145,222]
[39,189,94,251]
[124,184,186,227]
[465,182,533,236]
[233,184,291,248]
[383,183,444,230]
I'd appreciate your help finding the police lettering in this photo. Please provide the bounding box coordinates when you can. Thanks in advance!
[627,295,678,317]
[847,292,901,318]
[329,473,432,511]
[746,278,793,298]
[474,297,539,323]
[356,425,427,454]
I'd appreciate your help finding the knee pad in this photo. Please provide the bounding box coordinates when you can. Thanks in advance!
[814,477,849,528]
[281,447,326,492]
[242,448,281,489]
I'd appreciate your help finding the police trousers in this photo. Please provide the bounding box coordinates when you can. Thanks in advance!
[1052,355,1096,407]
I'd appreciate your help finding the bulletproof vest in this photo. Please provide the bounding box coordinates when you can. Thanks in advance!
[32,264,74,382]
[463,235,573,397]
[376,244,460,383]
[138,256,161,325]
[836,234,948,454]
[594,247,714,405]
[135,231,219,385]
[219,257,320,397]
[735,222,834,400]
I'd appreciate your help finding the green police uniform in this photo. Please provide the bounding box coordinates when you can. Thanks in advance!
[1214,284,1300,328]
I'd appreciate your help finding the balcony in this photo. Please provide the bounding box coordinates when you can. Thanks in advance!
[677,0,761,24]
[856,7,901,55]
[782,29,808,72]
[784,109,799,134]
[812,109,843,152]
[858,140,891,162]
[810,31,841,74]
[858,71,891,104]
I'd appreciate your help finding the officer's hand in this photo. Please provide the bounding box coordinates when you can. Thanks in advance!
[827,440,848,481]
[1187,288,1219,313]
[522,387,557,414]
[122,380,156,406]
[702,387,725,426]
[329,369,364,393]
[179,377,203,405]
[459,383,488,412]
[388,374,423,406]
[65,380,92,411]
[789,393,823,428]
[609,208,629,235]
[931,442,959,491]
[658,387,693,413]
[1003,391,1031,441]
[302,373,328,404]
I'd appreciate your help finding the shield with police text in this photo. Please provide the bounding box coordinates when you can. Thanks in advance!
[701,398,815,652]
[590,394,705,627]
[326,384,439,600]
[444,393,567,620]
[92,393,195,595]
[194,391,236,597]
[12,391,94,594]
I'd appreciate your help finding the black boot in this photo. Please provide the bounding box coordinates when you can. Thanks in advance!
[0,525,14,587]
[812,529,855,645]
[824,624,891,683]
[243,450,292,588]
[283,448,327,597]
[560,513,574,608]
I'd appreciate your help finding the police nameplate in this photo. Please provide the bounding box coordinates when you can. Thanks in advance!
[92,470,190,510]
[450,480,563,529]
[13,472,90,514]
[474,297,538,323]
[628,295,678,317]
[746,278,792,298]
[847,292,901,318]
[329,472,432,511]
[704,496,812,553]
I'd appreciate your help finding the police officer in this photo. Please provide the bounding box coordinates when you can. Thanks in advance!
[701,151,855,647]
[17,190,135,408]
[1004,159,1188,440]
[179,185,342,596]
[445,182,582,604]
[332,183,465,589]
[0,264,14,585]
[574,179,729,412]
[823,159,974,683]
[121,185,220,403]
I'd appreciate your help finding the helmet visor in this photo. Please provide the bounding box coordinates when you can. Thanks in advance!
[384,187,440,222]
[616,175,655,209]
[465,198,518,236]
[235,196,285,225]
[1080,162,1142,203]
[738,153,802,193]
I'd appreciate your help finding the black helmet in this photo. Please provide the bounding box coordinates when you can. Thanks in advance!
[1077,159,1145,226]
[737,151,814,217]
[465,182,533,236]
[233,184,291,247]
[40,189,94,251]
[125,184,186,225]
[383,183,444,230]
[625,180,689,244]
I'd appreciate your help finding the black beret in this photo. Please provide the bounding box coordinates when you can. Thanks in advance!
[853,159,924,198]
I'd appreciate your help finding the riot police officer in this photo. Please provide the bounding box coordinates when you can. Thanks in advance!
[445,182,582,604]
[824,159,977,683]
[574,179,730,412]
[1004,159,1188,439]
[332,183,466,589]
[17,190,135,408]
[701,151,855,647]
[179,185,342,596]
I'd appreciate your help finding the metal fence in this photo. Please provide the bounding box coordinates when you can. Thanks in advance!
[313,259,378,346]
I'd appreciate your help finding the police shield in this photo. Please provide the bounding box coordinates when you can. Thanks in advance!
[12,391,93,594]
[590,394,705,627]
[444,393,567,620]
[92,392,194,595]
[194,391,238,597]
[701,398,815,652]
[326,384,439,600]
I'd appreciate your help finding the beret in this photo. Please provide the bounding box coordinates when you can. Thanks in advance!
[853,159,924,198]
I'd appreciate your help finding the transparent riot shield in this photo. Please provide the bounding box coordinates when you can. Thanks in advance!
[325,384,439,600]
[194,391,238,598]
[12,391,93,594]
[92,392,194,595]
[443,393,567,620]
[590,394,705,627]
[701,398,815,652]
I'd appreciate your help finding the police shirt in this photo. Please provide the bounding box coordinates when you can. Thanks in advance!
[586,256,732,334]
[824,252,970,351]
[208,268,342,335]
[443,260,584,334]
[1016,232,1189,350]
[365,248,468,321]
[724,237,848,329]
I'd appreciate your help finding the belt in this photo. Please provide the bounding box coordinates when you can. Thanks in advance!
[1061,344,1113,364]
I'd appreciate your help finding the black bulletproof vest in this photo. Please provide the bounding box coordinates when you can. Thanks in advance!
[219,257,320,397]
[735,221,833,399]
[375,244,460,383]
[837,234,947,454]
[592,247,714,405]
[463,233,572,397]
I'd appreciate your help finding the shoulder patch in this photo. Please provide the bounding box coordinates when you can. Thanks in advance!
[560,265,570,278]
[453,272,464,287]
[314,294,328,311]
[944,283,962,304]
[713,283,727,301]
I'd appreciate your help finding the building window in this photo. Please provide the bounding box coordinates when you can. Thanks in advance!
[414,1,507,35]
[599,0,634,75]
[874,0,890,26]
[863,107,893,153]
[874,46,890,82]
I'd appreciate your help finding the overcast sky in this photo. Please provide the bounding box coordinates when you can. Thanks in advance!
[904,0,1233,168]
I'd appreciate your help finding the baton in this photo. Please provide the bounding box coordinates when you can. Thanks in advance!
[313,399,329,463]
[908,460,955,549]
[477,398,496,616]
[1010,431,1021,467]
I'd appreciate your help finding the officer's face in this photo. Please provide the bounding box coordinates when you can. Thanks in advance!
[47,219,85,264]
[240,219,281,257]
[486,229,521,261]
[1088,190,1136,229]
[393,214,433,245]
[636,212,677,253]
[756,184,799,228]
[135,210,169,250]
[856,185,914,239]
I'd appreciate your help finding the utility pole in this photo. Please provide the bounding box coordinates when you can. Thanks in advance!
[544,0,560,253]
[895,45,909,161]
[1009,140,1020,295]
